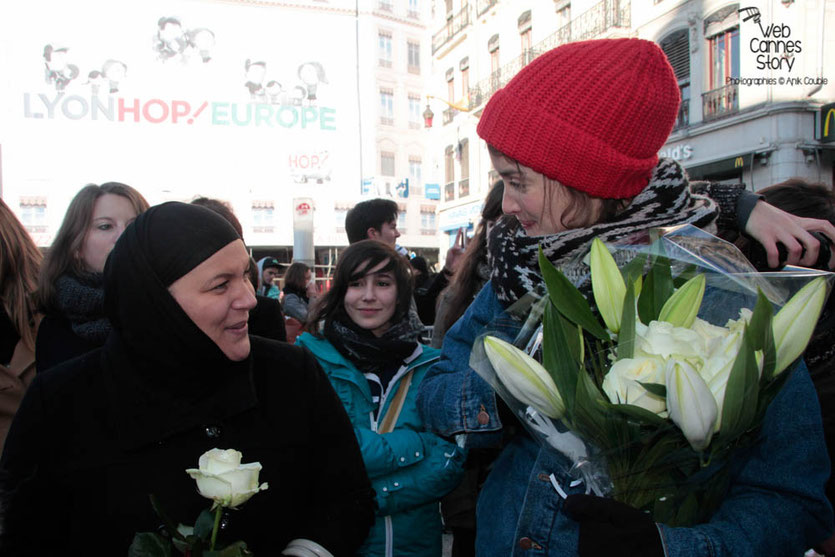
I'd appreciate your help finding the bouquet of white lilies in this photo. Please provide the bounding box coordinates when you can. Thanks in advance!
[471,225,831,526]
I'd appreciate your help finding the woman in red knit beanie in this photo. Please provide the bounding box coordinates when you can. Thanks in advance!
[417,38,835,556]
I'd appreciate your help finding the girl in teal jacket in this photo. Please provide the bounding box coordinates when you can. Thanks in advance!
[297,240,465,557]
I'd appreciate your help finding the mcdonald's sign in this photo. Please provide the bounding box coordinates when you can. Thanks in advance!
[734,156,745,168]
[823,102,835,144]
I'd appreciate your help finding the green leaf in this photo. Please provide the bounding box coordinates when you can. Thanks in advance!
[129,532,173,557]
[637,255,674,324]
[620,252,648,286]
[194,508,216,540]
[617,281,637,360]
[542,302,579,416]
[747,289,776,381]
[149,494,186,541]
[571,370,609,440]
[720,328,760,438]
[609,402,668,427]
[538,248,609,340]
[637,381,667,399]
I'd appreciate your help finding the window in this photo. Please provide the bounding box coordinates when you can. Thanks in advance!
[409,156,422,185]
[19,197,47,233]
[381,151,395,176]
[379,0,393,11]
[461,67,469,100]
[660,29,690,130]
[379,88,393,125]
[555,1,570,40]
[489,34,501,88]
[458,140,469,198]
[447,75,455,104]
[408,94,422,128]
[397,210,407,231]
[703,5,740,120]
[708,28,739,90]
[252,201,275,233]
[421,211,436,230]
[334,208,348,230]
[378,31,392,67]
[444,145,455,201]
[408,0,420,17]
[445,0,453,14]
[407,40,421,73]
[518,10,532,62]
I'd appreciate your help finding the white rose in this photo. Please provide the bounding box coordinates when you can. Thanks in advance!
[185,448,269,509]
[602,356,667,415]
[635,320,706,360]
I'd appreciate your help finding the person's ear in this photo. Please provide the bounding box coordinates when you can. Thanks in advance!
[367,227,380,240]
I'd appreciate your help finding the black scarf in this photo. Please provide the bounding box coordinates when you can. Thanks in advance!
[282,284,309,304]
[488,159,718,305]
[54,272,110,342]
[323,314,418,377]
[102,202,254,448]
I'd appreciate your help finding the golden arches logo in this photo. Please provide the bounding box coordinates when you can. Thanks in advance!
[734,157,745,168]
[824,108,835,139]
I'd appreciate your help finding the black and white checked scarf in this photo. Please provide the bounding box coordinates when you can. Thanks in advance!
[488,159,718,305]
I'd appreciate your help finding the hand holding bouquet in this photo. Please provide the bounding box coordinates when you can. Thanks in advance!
[473,226,831,526]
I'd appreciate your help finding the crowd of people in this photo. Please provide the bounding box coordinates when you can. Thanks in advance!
[1,37,835,556]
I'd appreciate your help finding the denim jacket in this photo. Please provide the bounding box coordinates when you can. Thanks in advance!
[416,281,834,556]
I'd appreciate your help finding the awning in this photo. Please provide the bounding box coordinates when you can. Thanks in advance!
[685,153,752,180]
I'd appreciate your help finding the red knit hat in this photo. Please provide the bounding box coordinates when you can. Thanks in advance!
[476,38,680,199]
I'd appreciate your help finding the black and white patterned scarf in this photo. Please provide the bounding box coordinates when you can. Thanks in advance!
[488,159,718,305]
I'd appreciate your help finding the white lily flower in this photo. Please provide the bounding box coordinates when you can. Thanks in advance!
[483,336,565,419]
[590,238,626,334]
[666,359,718,451]
[658,274,706,329]
[772,277,827,376]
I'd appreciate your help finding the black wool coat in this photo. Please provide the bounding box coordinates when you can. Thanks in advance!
[0,336,375,556]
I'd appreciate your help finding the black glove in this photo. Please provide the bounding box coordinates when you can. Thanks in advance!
[563,494,665,557]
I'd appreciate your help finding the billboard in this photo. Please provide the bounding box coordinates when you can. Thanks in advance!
[0,0,361,246]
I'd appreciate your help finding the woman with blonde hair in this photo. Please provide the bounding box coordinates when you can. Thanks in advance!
[36,182,149,372]
[0,200,42,448]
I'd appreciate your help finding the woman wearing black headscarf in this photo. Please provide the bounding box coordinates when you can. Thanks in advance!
[0,202,375,556]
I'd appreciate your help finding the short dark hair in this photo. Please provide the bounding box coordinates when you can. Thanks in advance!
[345,198,398,244]
[308,240,412,333]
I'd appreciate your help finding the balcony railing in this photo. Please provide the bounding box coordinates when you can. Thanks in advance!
[468,0,630,110]
[476,0,498,16]
[432,5,470,54]
[702,84,738,122]
[673,99,689,131]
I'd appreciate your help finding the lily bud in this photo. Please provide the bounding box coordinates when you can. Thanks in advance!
[590,238,626,334]
[772,277,827,376]
[483,336,565,419]
[666,359,718,451]
[658,274,705,329]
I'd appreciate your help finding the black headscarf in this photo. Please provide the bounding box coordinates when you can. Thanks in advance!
[102,202,255,448]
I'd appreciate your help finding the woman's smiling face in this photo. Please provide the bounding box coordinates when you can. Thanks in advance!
[343,258,398,337]
[168,240,257,361]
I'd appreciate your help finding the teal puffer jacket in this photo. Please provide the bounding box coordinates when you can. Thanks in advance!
[297,333,466,557]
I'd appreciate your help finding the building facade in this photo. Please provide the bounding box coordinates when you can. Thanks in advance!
[427,0,834,261]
